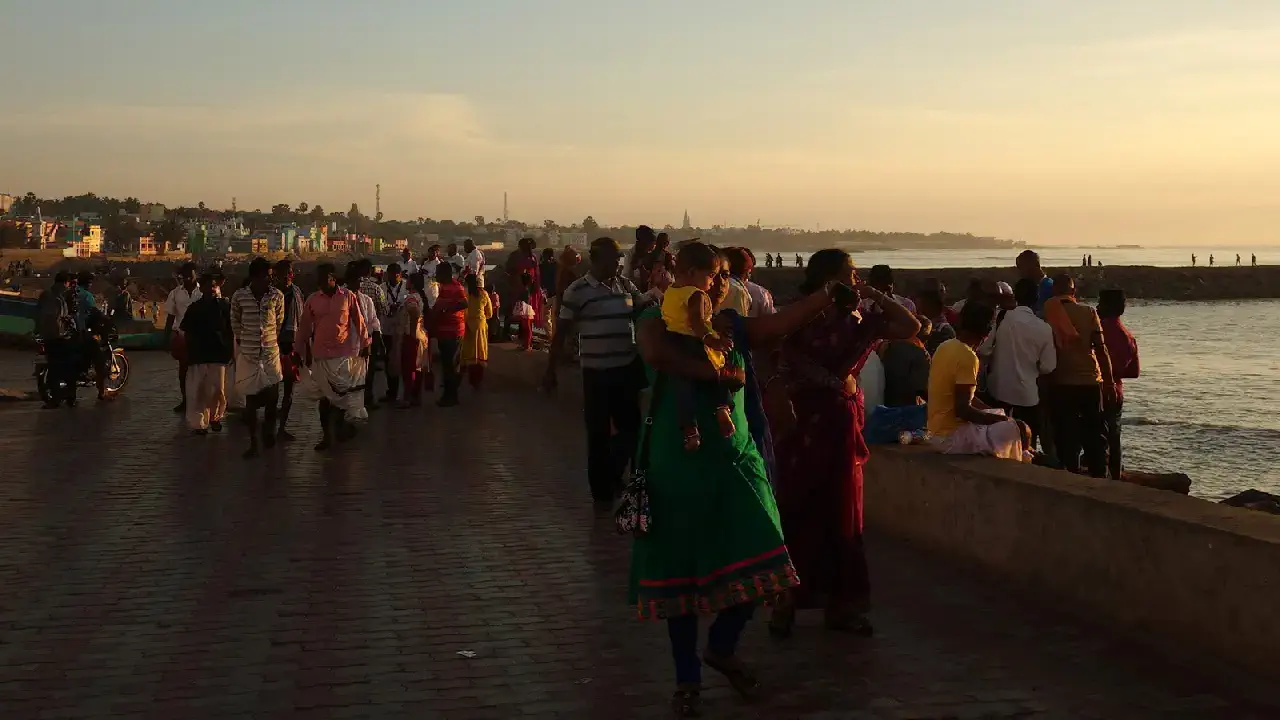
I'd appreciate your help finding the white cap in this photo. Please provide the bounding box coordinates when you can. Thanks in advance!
[996,281,1014,295]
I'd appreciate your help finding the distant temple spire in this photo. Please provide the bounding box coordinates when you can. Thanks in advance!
[682,209,692,230]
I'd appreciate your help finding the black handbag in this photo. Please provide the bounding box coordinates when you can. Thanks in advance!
[615,374,662,536]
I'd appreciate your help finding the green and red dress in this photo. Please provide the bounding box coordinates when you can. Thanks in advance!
[628,307,798,619]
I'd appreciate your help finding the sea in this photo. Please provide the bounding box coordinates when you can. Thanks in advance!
[755,245,1278,270]
[752,246,1280,500]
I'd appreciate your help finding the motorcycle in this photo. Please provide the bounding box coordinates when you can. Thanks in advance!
[34,313,131,403]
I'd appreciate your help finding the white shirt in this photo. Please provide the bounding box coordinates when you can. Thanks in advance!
[421,259,440,278]
[424,280,440,308]
[163,285,202,331]
[464,248,485,278]
[384,280,408,322]
[447,253,465,271]
[746,280,775,317]
[988,305,1057,408]
[400,258,419,276]
[356,290,380,335]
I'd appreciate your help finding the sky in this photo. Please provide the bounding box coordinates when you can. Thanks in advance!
[4,0,1280,246]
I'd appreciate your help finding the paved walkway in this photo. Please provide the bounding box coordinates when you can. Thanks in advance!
[0,350,1267,719]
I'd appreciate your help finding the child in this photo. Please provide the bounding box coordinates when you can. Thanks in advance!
[512,272,536,351]
[659,242,737,451]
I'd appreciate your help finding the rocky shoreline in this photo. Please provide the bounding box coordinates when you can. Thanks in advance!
[749,264,1280,305]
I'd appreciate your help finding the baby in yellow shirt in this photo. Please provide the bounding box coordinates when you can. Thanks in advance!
[659,242,737,450]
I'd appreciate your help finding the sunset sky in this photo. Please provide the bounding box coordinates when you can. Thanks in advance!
[4,1,1280,245]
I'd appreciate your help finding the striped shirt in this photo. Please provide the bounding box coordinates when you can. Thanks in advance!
[559,273,648,369]
[229,286,285,367]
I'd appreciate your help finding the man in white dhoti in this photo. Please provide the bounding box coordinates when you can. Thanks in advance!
[926,301,1031,462]
[179,272,233,435]
[229,258,286,458]
[298,263,369,452]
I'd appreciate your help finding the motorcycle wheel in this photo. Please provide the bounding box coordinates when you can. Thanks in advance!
[104,350,130,396]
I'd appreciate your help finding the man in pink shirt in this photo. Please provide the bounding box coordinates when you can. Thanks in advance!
[298,263,369,451]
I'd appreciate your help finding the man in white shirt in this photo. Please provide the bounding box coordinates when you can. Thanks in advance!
[162,262,202,413]
[462,238,485,287]
[988,277,1057,452]
[445,243,465,273]
[866,264,917,314]
[420,245,442,279]
[398,248,419,277]
[381,263,408,402]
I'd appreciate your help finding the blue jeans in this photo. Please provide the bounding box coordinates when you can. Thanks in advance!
[666,603,754,685]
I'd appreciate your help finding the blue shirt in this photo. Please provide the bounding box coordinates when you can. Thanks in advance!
[75,287,97,330]
[1035,276,1054,317]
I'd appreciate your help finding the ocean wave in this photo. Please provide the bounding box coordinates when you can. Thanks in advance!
[1122,417,1280,439]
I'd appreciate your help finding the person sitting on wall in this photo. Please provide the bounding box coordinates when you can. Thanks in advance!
[926,301,1031,461]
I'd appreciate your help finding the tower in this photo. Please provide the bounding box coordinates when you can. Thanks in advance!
[232,197,237,214]
[503,192,509,224]
[375,184,382,222]
[682,209,691,230]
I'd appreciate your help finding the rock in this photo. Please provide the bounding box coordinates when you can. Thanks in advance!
[1120,470,1192,494]
[1220,489,1280,516]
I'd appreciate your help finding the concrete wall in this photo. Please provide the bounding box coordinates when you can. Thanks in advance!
[864,447,1280,684]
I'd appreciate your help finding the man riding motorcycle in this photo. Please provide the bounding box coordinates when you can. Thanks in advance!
[72,272,110,401]
[36,273,75,408]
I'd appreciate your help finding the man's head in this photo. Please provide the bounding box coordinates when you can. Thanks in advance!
[357,258,374,278]
[463,238,475,253]
[316,262,338,293]
[995,281,1016,311]
[1097,288,1126,318]
[248,257,272,291]
[915,288,945,320]
[1016,250,1043,279]
[77,272,95,290]
[957,298,996,347]
[446,243,458,257]
[274,259,294,288]
[344,261,361,287]
[723,247,752,279]
[1052,273,1076,298]
[588,237,623,280]
[401,247,411,261]
[386,262,402,285]
[1013,277,1039,308]
[635,225,655,249]
[178,262,198,288]
[427,244,441,259]
[704,246,731,307]
[655,232,671,252]
[867,264,895,295]
[52,271,70,288]
[197,272,216,295]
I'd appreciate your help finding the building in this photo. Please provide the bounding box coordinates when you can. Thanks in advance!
[558,232,588,249]
[13,219,59,248]
[139,203,166,223]
[138,235,171,256]
[682,210,692,230]
[70,225,103,257]
[0,194,14,214]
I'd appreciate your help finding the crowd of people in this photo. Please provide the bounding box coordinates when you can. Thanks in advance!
[32,226,1142,715]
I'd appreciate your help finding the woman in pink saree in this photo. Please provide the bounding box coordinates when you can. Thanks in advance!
[769,249,920,636]
[505,238,545,329]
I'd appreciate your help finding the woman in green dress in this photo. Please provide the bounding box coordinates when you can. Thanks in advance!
[631,243,855,716]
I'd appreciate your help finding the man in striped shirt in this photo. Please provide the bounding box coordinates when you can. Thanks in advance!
[230,257,286,458]
[545,236,653,505]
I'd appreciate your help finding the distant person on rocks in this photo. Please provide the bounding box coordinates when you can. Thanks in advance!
[546,236,652,505]
[770,249,920,638]
[1236,254,1242,267]
[927,301,1030,461]
[298,262,367,451]
[988,278,1057,454]
[432,261,469,407]
[163,262,201,414]
[865,264,916,314]
[274,259,305,441]
[230,258,286,458]
[914,289,956,355]
[1209,254,1215,267]
[1044,274,1117,477]
[1097,288,1140,481]
[38,272,76,409]
[765,253,774,268]
[180,272,233,436]
[1015,249,1054,316]
[1191,253,1197,267]
[1252,253,1257,267]
[795,253,802,267]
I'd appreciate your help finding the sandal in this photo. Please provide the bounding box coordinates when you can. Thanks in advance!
[670,687,702,718]
[702,652,762,701]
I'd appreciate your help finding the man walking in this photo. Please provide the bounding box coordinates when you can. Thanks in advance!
[381,263,407,403]
[355,259,387,410]
[274,259,305,440]
[180,272,233,435]
[229,258,286,458]
[37,273,75,409]
[545,237,652,505]
[432,262,468,407]
[298,263,368,451]
[163,263,201,413]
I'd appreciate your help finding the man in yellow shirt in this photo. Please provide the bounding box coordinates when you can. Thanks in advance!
[927,301,1028,461]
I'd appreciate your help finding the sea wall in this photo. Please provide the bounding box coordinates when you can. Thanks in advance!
[864,447,1280,685]
[751,264,1280,303]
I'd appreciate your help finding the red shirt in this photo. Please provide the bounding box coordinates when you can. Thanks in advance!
[1100,316,1139,400]
[433,281,467,339]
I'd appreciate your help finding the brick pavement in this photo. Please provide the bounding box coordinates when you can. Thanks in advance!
[0,349,1270,719]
